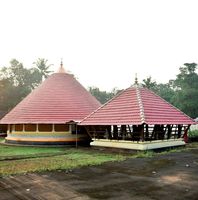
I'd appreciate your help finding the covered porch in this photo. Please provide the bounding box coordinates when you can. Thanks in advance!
[83,124,190,150]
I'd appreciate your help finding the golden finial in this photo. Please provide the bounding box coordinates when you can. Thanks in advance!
[58,58,66,73]
[60,58,63,68]
[135,73,138,85]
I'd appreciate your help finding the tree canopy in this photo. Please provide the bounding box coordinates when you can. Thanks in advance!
[0,58,52,112]
[88,87,122,104]
[142,63,198,118]
[33,58,53,80]
[171,63,198,118]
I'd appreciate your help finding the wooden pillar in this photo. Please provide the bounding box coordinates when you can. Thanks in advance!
[159,125,165,140]
[128,125,132,139]
[178,125,182,138]
[36,124,39,132]
[93,126,96,139]
[7,124,10,134]
[113,125,118,140]
[84,126,92,138]
[22,124,25,132]
[132,125,140,141]
[140,124,145,142]
[75,124,78,148]
[52,124,55,132]
[145,124,149,140]
[107,126,112,139]
[167,125,172,139]
[69,124,72,133]
[121,125,126,140]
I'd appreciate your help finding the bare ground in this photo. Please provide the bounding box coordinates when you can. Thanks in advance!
[0,148,198,200]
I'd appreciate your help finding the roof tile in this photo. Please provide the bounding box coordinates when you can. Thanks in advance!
[0,72,101,124]
[80,85,195,125]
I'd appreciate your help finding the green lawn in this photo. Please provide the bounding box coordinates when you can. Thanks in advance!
[0,141,198,177]
[0,144,128,176]
[0,144,65,157]
[0,152,125,176]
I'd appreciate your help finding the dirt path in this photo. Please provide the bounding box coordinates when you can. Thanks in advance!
[0,149,198,200]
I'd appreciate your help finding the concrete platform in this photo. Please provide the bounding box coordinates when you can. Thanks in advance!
[90,139,186,150]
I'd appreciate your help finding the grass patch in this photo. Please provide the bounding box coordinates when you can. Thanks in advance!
[0,138,5,143]
[0,145,65,158]
[0,145,128,177]
[133,150,154,158]
[158,147,184,155]
[186,142,198,149]
[1,141,198,177]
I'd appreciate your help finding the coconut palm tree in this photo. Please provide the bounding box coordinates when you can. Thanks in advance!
[33,58,53,80]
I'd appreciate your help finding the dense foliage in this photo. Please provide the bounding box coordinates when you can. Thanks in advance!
[172,63,198,118]
[142,63,198,118]
[0,58,52,112]
[88,87,122,104]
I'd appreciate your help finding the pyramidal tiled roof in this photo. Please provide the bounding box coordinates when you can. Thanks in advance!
[80,85,195,125]
[0,67,101,124]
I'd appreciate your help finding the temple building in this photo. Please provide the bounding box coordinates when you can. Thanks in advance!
[0,63,101,145]
[79,82,195,150]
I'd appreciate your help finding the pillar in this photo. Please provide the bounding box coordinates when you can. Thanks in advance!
[7,124,10,134]
[167,125,172,139]
[178,125,182,138]
[145,124,149,139]
[113,125,118,139]
[140,125,145,142]
[36,124,39,132]
[121,125,126,140]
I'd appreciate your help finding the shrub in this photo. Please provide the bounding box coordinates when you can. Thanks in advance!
[188,130,198,142]
[188,130,198,138]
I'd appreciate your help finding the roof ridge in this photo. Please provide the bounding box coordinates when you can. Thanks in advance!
[143,87,195,124]
[135,86,145,124]
[79,88,126,124]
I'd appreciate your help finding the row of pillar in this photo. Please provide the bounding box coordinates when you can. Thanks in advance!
[92,124,190,141]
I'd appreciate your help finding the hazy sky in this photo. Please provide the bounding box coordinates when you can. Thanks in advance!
[0,0,198,91]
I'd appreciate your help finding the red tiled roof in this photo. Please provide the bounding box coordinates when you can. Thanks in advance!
[80,85,195,125]
[0,71,101,124]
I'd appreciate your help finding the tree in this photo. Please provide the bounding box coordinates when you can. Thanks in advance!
[172,63,198,118]
[33,58,53,80]
[0,58,53,112]
[155,82,174,103]
[88,87,121,104]
[142,76,158,92]
[0,59,37,111]
[142,76,175,105]
[0,78,13,111]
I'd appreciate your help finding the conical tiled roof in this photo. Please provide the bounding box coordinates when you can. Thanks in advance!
[80,85,195,125]
[0,68,101,124]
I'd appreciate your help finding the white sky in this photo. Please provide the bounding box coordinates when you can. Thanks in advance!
[0,0,198,91]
